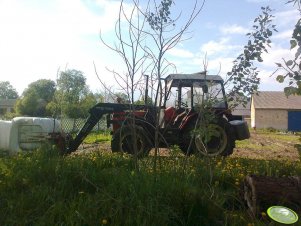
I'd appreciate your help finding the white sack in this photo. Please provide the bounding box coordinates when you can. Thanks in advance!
[0,117,61,154]
[0,120,12,150]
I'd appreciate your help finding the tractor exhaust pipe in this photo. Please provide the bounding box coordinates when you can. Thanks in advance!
[144,74,149,106]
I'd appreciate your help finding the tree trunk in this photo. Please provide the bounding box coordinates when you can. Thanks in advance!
[243,175,301,216]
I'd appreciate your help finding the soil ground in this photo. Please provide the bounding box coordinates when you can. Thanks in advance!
[232,130,300,161]
[78,130,301,161]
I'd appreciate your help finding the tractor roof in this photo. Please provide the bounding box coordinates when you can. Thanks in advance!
[165,72,224,83]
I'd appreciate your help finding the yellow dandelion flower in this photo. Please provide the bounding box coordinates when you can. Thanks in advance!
[101,219,108,225]
[261,212,267,217]
[22,178,29,185]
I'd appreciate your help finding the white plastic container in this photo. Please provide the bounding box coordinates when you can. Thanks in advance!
[0,120,13,151]
[0,117,61,154]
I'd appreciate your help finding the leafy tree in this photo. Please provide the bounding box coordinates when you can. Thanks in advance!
[93,92,104,103]
[79,92,98,117]
[274,0,301,95]
[115,92,130,104]
[15,89,39,116]
[16,79,55,117]
[25,79,56,102]
[0,81,18,99]
[56,69,88,103]
[134,96,153,105]
[48,69,95,118]
[225,6,276,107]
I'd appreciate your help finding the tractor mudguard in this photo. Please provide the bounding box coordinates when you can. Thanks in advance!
[229,120,250,140]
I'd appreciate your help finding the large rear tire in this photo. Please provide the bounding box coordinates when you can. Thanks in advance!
[111,125,151,157]
[194,119,235,157]
[180,119,235,157]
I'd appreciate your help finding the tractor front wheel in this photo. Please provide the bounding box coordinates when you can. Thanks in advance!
[111,125,151,157]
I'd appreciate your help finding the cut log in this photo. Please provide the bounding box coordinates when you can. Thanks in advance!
[243,175,301,216]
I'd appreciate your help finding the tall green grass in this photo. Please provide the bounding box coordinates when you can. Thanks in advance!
[83,131,111,144]
[0,146,300,226]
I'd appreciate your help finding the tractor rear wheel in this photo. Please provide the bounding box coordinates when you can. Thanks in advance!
[180,119,235,157]
[111,125,151,157]
[194,119,235,157]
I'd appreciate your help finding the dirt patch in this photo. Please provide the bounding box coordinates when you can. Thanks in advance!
[75,142,111,154]
[231,131,300,161]
[76,142,173,156]
[77,131,301,161]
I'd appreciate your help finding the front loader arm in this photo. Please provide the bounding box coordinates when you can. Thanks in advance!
[66,103,145,153]
[67,112,102,153]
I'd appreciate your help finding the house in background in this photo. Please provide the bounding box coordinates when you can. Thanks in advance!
[0,99,17,116]
[251,91,301,131]
[231,101,251,120]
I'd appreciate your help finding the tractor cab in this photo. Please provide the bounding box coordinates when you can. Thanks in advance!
[161,72,228,128]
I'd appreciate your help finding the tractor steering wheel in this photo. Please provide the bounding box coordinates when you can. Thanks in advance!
[180,101,188,108]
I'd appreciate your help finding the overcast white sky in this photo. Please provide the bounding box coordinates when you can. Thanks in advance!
[0,0,299,95]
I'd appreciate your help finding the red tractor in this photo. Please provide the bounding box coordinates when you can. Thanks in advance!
[66,72,250,157]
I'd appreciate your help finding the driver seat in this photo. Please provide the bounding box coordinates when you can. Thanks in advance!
[173,109,190,126]
[164,107,177,124]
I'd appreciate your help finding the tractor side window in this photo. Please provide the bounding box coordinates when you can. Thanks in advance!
[207,82,226,108]
[166,87,178,108]
[193,84,204,107]
[193,82,226,108]
[181,87,191,108]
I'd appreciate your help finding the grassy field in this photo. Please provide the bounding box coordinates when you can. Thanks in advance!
[83,131,111,144]
[0,131,300,226]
